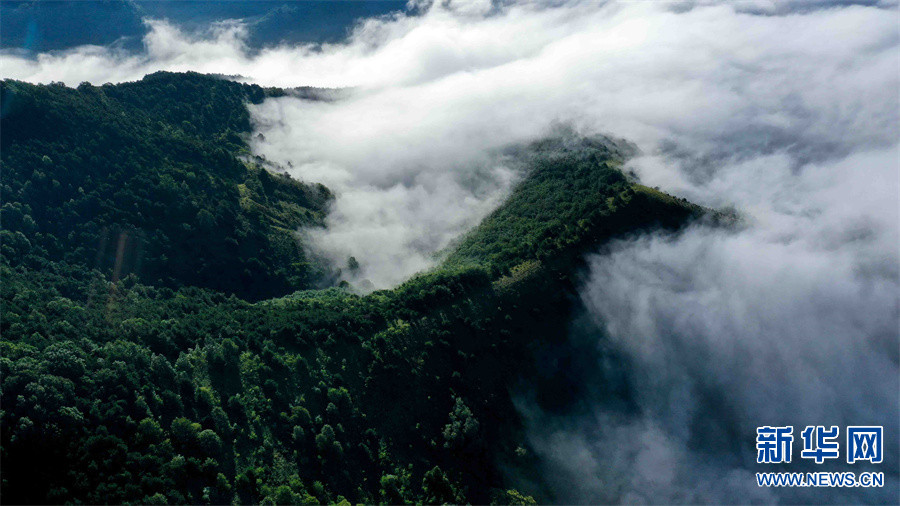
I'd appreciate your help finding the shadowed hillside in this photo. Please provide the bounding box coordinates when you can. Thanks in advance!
[1,72,333,300]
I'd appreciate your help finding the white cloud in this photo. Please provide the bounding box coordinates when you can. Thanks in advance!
[3,1,898,500]
[553,146,900,501]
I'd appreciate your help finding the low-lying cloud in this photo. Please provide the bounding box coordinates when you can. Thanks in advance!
[3,0,898,502]
[521,145,899,504]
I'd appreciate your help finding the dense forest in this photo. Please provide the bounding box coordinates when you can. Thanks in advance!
[1,72,333,301]
[0,73,714,504]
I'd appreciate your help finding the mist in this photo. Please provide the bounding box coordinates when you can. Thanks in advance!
[3,0,898,502]
[520,146,899,504]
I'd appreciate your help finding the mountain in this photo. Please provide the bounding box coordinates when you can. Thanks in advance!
[134,1,408,50]
[0,1,407,54]
[0,0,146,52]
[0,73,712,504]
[1,72,334,300]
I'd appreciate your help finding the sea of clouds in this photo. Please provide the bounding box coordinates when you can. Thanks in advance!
[3,0,898,502]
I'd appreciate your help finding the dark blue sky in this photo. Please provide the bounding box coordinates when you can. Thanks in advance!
[0,1,408,53]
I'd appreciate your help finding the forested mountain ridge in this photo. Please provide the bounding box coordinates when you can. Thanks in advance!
[1,72,332,301]
[1,74,713,504]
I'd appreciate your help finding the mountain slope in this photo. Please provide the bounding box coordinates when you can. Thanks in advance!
[0,74,712,504]
[1,72,332,300]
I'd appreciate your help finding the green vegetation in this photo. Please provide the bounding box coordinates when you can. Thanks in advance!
[446,134,704,277]
[1,72,332,301]
[1,73,708,504]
